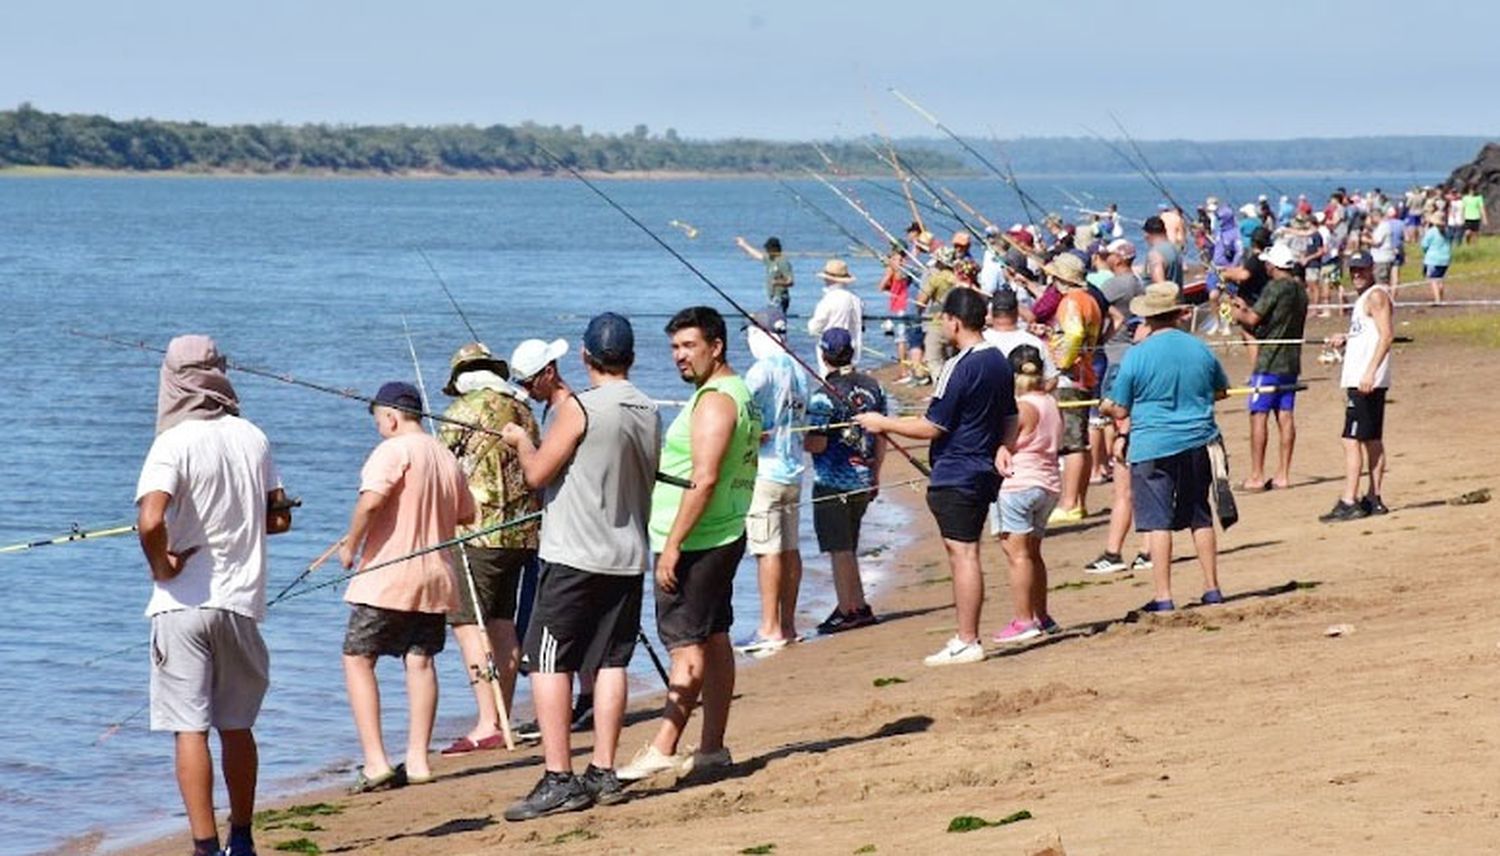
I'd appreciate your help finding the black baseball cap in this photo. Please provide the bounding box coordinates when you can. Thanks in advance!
[1346,251,1375,270]
[990,288,1019,314]
[583,312,635,363]
[370,381,423,414]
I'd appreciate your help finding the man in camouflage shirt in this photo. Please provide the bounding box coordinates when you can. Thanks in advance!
[437,342,542,754]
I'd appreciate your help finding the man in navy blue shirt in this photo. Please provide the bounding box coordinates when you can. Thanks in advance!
[857,288,1018,667]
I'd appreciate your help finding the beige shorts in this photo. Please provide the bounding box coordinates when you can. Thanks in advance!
[745,478,802,556]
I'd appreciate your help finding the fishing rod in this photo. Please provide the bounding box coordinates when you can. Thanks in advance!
[0,521,136,554]
[267,539,345,606]
[864,100,926,232]
[538,145,933,477]
[985,132,1045,228]
[886,156,987,247]
[776,178,906,271]
[1108,112,1181,212]
[1064,383,1309,410]
[417,248,482,342]
[1203,336,1415,349]
[402,315,516,751]
[804,168,928,276]
[858,178,960,230]
[1082,123,1181,212]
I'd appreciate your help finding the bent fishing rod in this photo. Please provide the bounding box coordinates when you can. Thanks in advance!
[804,168,929,276]
[538,145,932,478]
[775,178,909,273]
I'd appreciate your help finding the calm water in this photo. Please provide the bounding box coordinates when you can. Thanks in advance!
[0,170,1437,854]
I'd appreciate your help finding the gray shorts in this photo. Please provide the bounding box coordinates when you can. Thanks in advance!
[150,608,269,733]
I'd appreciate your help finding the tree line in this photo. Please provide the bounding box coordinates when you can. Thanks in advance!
[0,104,962,175]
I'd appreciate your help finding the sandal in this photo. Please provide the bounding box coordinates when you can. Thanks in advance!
[348,763,407,794]
[440,733,504,755]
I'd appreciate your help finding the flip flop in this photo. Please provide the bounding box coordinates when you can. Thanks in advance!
[348,764,407,794]
[440,733,505,755]
[406,767,436,786]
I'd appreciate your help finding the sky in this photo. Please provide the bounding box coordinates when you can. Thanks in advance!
[2,0,1494,141]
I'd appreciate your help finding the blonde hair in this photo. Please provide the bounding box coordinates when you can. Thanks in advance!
[1014,359,1045,393]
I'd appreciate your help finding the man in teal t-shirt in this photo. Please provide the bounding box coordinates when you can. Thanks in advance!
[1102,284,1228,614]
[619,306,759,785]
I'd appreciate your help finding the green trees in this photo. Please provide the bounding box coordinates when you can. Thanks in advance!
[0,106,961,175]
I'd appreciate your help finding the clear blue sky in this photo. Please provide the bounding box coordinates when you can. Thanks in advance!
[2,0,1492,140]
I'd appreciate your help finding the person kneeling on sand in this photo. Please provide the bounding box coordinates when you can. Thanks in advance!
[618,307,759,782]
[805,328,888,633]
[340,382,475,793]
[1099,286,1227,612]
[856,289,1018,666]
[500,316,662,819]
[992,345,1064,644]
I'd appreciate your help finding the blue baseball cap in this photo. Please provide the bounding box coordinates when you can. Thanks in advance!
[819,327,855,365]
[583,312,635,364]
[370,381,423,414]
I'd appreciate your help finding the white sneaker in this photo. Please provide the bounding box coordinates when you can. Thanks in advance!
[923,636,985,667]
[680,747,733,779]
[615,744,689,782]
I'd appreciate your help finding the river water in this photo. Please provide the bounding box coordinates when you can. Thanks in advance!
[0,170,1437,853]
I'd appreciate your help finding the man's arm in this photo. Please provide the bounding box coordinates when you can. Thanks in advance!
[137,491,196,581]
[339,490,388,569]
[656,392,737,593]
[1148,249,1166,283]
[735,236,765,261]
[853,412,945,441]
[502,396,585,489]
[1361,288,1395,394]
[266,487,293,535]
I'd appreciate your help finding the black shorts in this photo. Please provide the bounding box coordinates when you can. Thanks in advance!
[926,486,990,543]
[1131,446,1214,532]
[520,562,641,674]
[813,485,871,553]
[1466,218,1482,234]
[1342,388,1387,441]
[655,536,745,650]
[448,545,532,627]
[343,604,446,658]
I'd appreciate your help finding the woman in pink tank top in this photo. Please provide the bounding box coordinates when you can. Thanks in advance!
[993,346,1063,644]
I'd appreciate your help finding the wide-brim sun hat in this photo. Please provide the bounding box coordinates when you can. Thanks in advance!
[443,342,509,396]
[1042,253,1088,287]
[509,338,569,382]
[1129,282,1186,318]
[817,258,856,284]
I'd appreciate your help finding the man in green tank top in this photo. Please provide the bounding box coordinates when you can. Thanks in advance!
[618,306,760,784]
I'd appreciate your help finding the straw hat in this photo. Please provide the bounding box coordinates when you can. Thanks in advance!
[817,258,856,285]
[1129,282,1185,319]
[1042,253,1087,287]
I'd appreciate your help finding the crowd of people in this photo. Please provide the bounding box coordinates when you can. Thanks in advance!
[131,177,1432,852]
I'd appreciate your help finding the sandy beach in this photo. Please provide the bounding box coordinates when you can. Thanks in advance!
[116,294,1500,856]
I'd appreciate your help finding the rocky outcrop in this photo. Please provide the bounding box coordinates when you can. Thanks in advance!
[1447,143,1500,232]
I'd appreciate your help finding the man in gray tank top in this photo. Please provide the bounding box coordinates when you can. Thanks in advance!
[499,313,662,820]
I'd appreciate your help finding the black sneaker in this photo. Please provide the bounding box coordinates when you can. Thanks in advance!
[571,694,595,732]
[816,608,849,635]
[503,771,593,822]
[1362,495,1389,516]
[842,605,879,630]
[512,719,542,742]
[580,764,626,806]
[1319,500,1369,523]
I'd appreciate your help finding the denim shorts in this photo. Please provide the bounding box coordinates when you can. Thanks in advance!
[989,486,1060,536]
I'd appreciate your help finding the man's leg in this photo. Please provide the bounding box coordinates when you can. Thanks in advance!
[999,533,1034,623]
[650,643,706,756]
[1339,437,1363,503]
[1106,466,1133,554]
[342,654,391,776]
[754,551,784,641]
[175,731,218,843]
[778,549,802,640]
[402,652,438,779]
[486,618,521,712]
[1245,411,1269,486]
[1274,409,1296,488]
[1059,451,1089,512]
[1190,526,1220,592]
[452,624,500,740]
[698,632,736,754]
[219,729,258,835]
[1147,530,1174,602]
[532,671,574,772]
[830,550,867,613]
[945,538,984,643]
[591,667,628,770]
[1365,439,1386,499]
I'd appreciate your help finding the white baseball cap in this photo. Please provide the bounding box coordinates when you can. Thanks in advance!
[1259,244,1298,269]
[509,338,569,382]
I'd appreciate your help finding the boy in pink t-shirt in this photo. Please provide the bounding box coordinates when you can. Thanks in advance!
[339,381,475,792]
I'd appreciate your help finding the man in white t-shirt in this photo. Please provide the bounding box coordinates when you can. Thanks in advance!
[136,334,291,856]
[983,288,1058,385]
[806,259,864,375]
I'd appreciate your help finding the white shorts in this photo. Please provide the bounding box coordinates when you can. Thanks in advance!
[150,608,269,732]
[745,478,802,555]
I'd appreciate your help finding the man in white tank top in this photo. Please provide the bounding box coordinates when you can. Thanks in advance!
[1320,252,1394,522]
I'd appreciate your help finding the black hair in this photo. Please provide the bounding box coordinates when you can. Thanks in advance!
[941,288,988,332]
[1142,215,1166,235]
[905,221,922,234]
[763,237,782,253]
[665,305,728,347]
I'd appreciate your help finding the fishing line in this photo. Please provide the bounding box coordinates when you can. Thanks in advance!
[417,248,482,342]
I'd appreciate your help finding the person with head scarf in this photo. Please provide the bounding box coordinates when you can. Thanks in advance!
[135,334,292,856]
[1203,206,1245,336]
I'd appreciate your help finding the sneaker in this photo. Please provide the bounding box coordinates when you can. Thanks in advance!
[512,719,542,742]
[992,619,1042,644]
[1319,499,1369,523]
[841,604,879,630]
[923,636,985,667]
[1047,505,1085,526]
[734,635,790,655]
[1130,552,1154,572]
[580,764,626,806]
[1139,599,1175,613]
[503,771,592,822]
[816,608,851,635]
[681,747,734,780]
[615,744,689,782]
[1083,552,1128,574]
[1200,588,1225,605]
[571,694,595,732]
[1039,615,1062,635]
[1362,495,1389,516]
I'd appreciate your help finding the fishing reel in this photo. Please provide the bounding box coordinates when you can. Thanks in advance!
[882,319,895,336]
